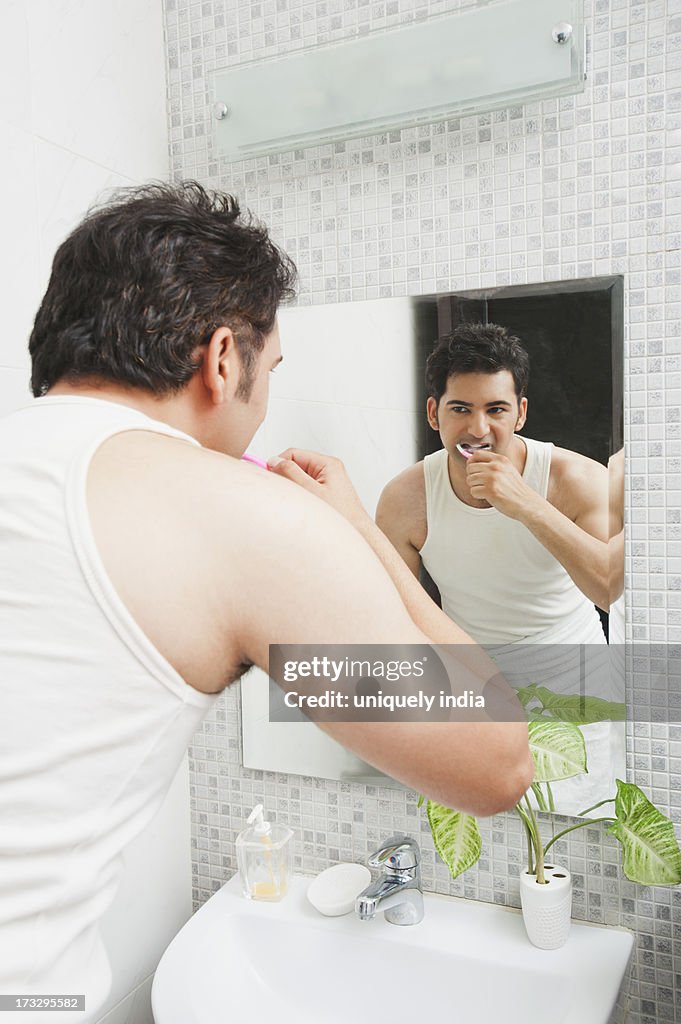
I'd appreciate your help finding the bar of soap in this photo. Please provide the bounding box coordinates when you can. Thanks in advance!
[306,863,371,917]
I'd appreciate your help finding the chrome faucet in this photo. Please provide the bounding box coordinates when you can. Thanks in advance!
[355,835,424,925]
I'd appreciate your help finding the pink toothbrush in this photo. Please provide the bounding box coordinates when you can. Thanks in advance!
[241,454,270,470]
[456,443,491,460]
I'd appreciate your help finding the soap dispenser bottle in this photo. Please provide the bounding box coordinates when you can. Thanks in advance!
[236,804,294,901]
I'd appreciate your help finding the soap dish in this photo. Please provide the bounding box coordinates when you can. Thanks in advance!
[306,863,371,917]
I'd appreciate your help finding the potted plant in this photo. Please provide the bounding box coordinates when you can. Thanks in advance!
[422,686,681,949]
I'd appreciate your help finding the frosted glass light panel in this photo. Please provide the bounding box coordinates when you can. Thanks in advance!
[212,0,584,160]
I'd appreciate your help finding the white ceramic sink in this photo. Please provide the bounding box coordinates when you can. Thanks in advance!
[152,873,633,1024]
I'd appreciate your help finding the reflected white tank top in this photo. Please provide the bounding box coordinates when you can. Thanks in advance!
[0,397,219,1022]
[419,439,605,645]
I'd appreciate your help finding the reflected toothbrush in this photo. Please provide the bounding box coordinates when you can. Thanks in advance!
[456,443,491,460]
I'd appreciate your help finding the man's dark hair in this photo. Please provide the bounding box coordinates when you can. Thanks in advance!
[425,322,530,404]
[29,180,297,398]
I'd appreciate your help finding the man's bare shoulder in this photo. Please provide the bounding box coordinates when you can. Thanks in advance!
[91,428,301,506]
[549,445,608,516]
[89,429,369,569]
[88,429,270,535]
[550,445,608,482]
[379,461,426,508]
[92,426,243,473]
[376,461,428,560]
[87,430,370,692]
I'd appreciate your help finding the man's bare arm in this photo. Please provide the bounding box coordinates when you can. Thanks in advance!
[375,470,423,579]
[523,453,609,610]
[87,432,532,817]
[276,453,469,645]
[229,459,533,816]
[520,496,609,610]
[466,448,610,611]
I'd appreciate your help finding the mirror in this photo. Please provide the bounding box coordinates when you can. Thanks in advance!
[241,277,625,816]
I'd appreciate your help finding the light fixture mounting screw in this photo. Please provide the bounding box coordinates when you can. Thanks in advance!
[552,22,572,45]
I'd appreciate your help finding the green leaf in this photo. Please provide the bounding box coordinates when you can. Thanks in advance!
[528,719,588,782]
[526,707,546,720]
[536,689,624,724]
[517,684,625,724]
[515,683,542,709]
[608,780,681,886]
[426,801,482,880]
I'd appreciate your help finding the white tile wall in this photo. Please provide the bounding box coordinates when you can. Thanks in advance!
[169,1,681,1021]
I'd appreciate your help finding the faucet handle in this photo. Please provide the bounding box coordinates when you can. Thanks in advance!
[368,834,420,871]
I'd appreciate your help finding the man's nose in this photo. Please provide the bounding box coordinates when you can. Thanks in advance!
[469,412,489,437]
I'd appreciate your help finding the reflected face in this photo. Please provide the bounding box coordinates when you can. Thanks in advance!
[427,370,527,460]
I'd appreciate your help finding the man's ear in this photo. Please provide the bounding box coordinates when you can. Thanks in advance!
[201,326,239,404]
[515,396,528,432]
[426,397,439,431]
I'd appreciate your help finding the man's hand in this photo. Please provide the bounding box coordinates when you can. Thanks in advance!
[464,446,610,610]
[268,448,369,529]
[465,450,542,522]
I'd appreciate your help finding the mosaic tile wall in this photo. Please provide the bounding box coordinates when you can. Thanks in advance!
[164,1,681,1020]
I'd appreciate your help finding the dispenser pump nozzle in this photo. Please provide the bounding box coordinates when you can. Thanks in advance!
[247,804,271,836]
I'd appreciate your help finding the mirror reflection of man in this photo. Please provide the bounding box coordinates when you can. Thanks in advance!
[377,323,610,646]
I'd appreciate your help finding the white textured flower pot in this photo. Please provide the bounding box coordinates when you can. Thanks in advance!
[519,865,572,950]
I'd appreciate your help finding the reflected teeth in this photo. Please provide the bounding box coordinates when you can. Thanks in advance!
[456,443,491,460]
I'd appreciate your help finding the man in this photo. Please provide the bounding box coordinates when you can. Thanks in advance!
[0,183,532,1021]
[376,322,610,647]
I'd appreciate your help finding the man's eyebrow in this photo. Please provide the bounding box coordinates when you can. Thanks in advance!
[445,399,513,407]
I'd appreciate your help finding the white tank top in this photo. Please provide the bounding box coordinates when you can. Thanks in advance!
[420,439,605,645]
[0,396,219,1022]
